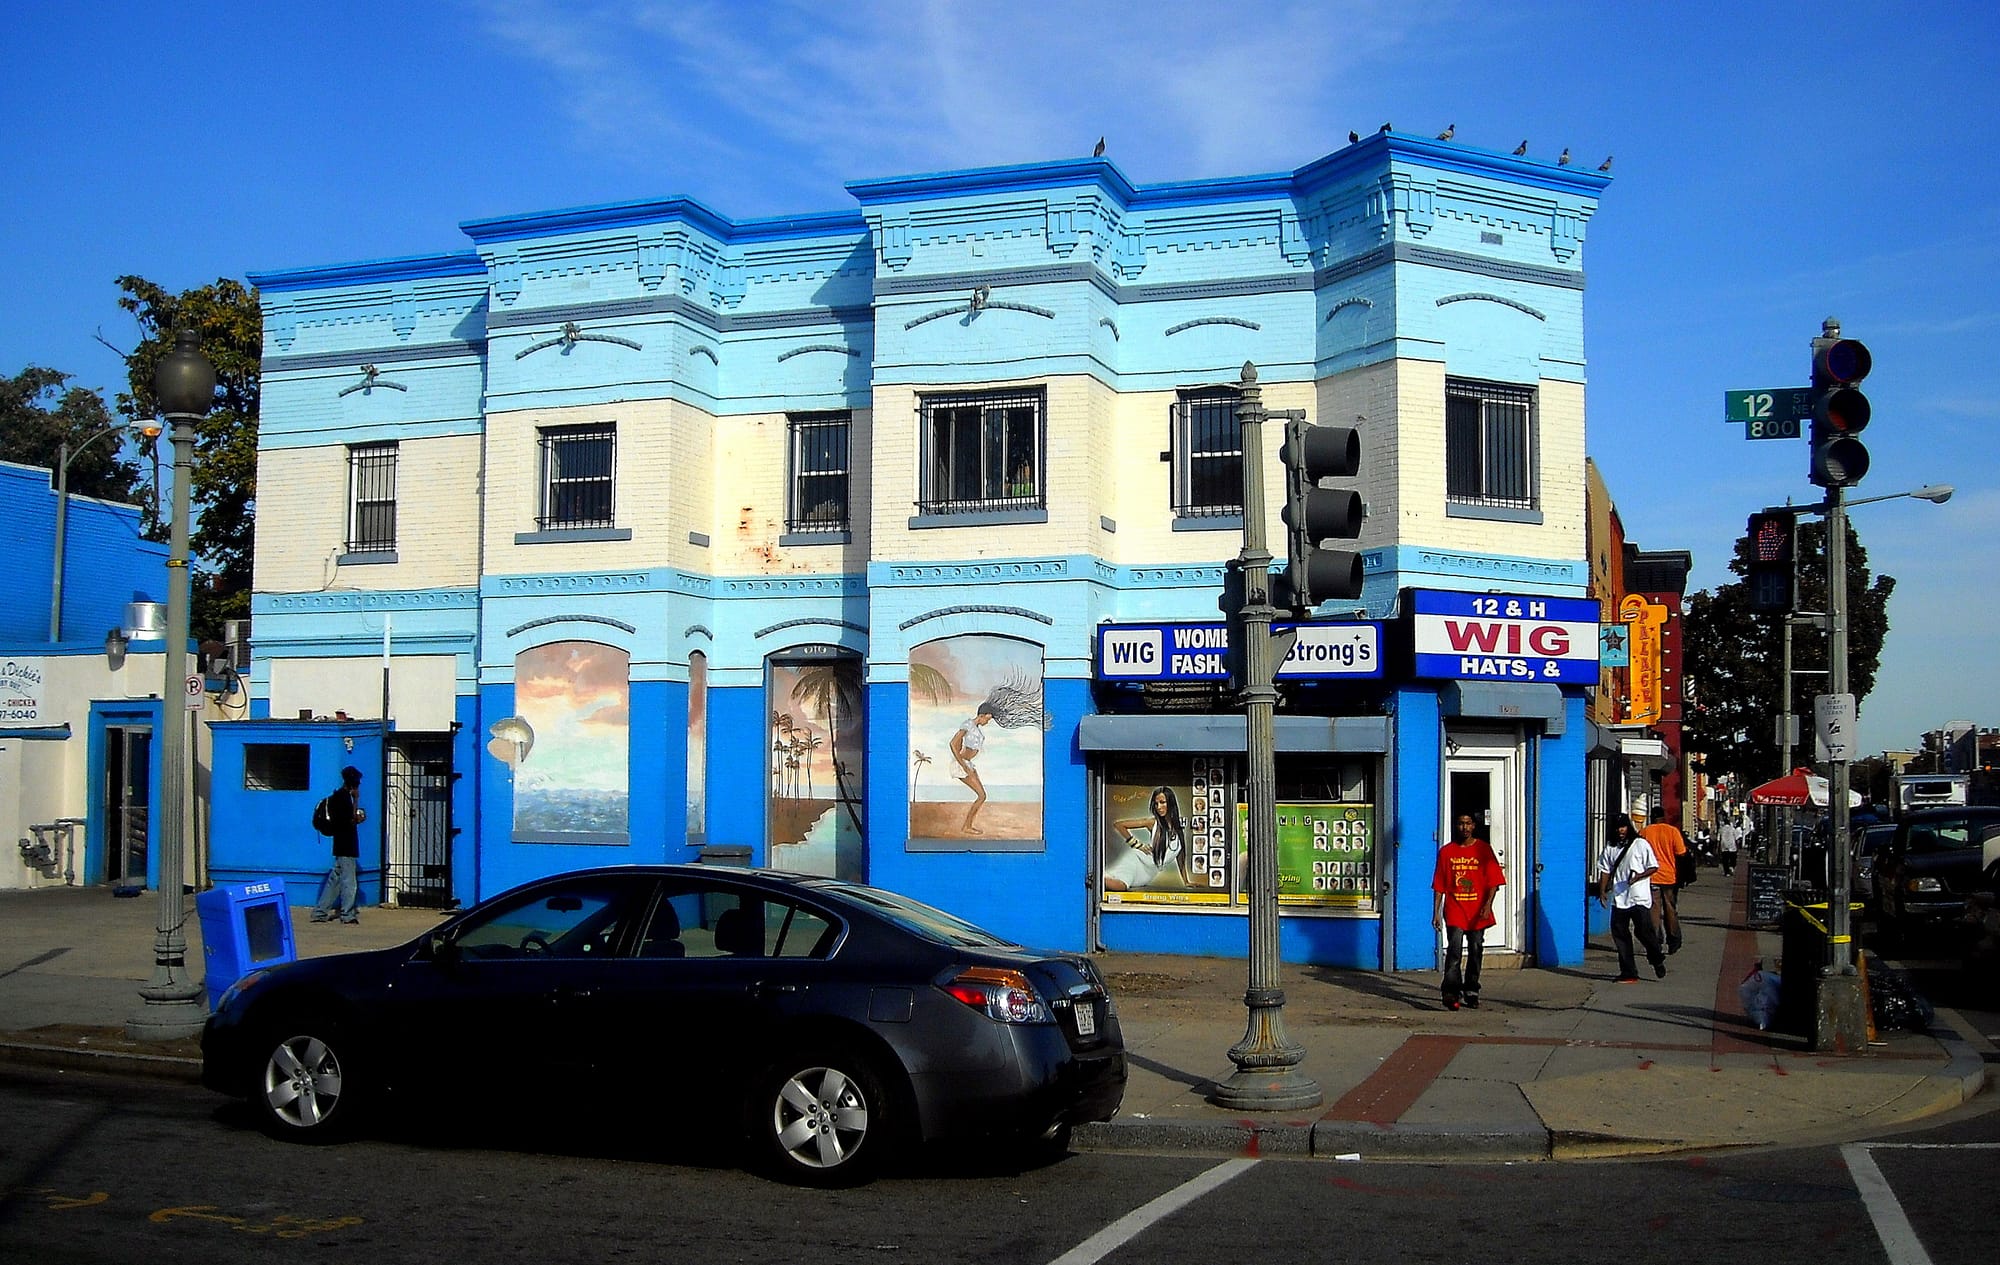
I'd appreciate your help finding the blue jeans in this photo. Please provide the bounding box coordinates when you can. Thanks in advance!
[314,856,359,921]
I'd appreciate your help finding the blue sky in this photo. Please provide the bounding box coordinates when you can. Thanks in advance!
[4,1,1994,756]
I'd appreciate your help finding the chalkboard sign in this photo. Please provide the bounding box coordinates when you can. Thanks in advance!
[1747,863,1788,927]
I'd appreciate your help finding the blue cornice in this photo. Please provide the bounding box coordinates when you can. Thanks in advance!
[459,196,867,246]
[848,157,1142,207]
[1297,132,1614,198]
[247,251,487,293]
[847,136,1609,212]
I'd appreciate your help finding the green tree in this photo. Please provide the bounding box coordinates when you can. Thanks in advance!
[1683,516,1895,787]
[0,367,143,503]
[113,276,260,640]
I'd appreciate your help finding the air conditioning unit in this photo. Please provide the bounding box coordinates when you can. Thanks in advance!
[223,619,252,670]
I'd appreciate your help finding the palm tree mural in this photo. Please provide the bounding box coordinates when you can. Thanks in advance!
[791,657,865,834]
[912,749,932,793]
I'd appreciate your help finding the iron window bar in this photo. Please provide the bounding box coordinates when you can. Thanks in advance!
[787,412,851,533]
[916,388,1046,515]
[538,424,618,530]
[1173,389,1244,516]
[1444,378,1536,508]
[346,443,398,553]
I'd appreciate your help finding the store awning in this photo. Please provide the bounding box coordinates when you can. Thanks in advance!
[1440,681,1566,734]
[1619,735,1672,770]
[1750,767,1860,808]
[1078,714,1390,754]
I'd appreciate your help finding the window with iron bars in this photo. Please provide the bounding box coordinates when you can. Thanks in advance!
[917,389,1044,515]
[346,443,398,553]
[1445,378,1536,508]
[787,412,850,533]
[538,424,617,530]
[1172,388,1243,517]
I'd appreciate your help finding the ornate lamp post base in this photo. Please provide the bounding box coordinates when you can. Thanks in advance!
[1209,987,1323,1111]
[128,977,207,1042]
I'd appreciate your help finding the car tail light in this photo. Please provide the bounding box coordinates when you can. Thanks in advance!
[942,966,1051,1024]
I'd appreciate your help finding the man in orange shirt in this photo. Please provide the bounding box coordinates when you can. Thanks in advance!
[1640,807,1688,954]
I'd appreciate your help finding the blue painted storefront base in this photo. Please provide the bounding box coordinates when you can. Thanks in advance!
[1098,909,1384,967]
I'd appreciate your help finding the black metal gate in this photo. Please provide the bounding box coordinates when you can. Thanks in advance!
[385,737,455,908]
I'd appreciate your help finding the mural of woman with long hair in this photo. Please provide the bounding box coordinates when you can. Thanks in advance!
[910,637,1047,842]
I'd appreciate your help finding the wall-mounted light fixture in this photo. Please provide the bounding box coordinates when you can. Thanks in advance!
[104,626,130,669]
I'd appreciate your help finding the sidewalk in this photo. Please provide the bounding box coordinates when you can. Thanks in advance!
[0,868,1987,1160]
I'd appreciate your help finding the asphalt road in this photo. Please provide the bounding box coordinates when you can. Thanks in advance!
[3,1066,1996,1265]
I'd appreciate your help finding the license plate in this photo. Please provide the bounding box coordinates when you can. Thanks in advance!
[1074,1002,1096,1037]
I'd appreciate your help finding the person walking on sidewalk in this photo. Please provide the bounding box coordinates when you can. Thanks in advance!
[1432,813,1505,1010]
[311,765,367,925]
[1718,816,1740,877]
[1640,807,1688,954]
[1599,819,1666,981]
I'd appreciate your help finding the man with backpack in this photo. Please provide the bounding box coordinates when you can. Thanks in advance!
[310,765,367,924]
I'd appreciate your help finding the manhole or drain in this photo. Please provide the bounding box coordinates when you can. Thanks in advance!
[1716,1181,1857,1204]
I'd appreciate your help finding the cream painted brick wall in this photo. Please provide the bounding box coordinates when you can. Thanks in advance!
[484,399,689,574]
[255,435,483,593]
[1392,363,1587,565]
[710,408,872,575]
[1314,361,1401,553]
[869,376,1111,562]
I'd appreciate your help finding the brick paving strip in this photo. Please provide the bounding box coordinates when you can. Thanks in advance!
[1321,868,1922,1127]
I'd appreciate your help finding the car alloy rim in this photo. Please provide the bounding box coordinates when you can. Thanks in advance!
[264,1035,343,1128]
[774,1066,868,1168]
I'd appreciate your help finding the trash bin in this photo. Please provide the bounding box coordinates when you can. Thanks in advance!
[196,879,298,1011]
[1777,900,1865,1038]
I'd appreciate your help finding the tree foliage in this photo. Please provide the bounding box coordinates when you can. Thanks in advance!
[1683,516,1895,787]
[0,367,143,503]
[114,276,261,640]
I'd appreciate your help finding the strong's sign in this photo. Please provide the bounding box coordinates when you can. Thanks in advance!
[1409,591,1600,684]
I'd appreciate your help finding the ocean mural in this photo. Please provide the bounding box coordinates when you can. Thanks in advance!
[765,650,865,879]
[512,641,630,840]
[909,634,1046,843]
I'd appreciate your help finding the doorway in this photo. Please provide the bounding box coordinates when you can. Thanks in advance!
[1444,728,1525,954]
[385,736,455,908]
[103,725,152,886]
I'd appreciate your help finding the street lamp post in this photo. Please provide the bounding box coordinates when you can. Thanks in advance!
[127,329,214,1043]
[1211,363,1321,1112]
[48,421,134,642]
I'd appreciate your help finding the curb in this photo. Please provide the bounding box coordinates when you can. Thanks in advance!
[1075,1116,1551,1162]
[0,1039,202,1084]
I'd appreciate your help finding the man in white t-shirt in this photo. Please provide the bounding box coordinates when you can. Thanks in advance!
[1598,819,1666,982]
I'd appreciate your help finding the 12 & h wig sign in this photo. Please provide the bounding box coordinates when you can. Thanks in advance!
[1409,591,1600,684]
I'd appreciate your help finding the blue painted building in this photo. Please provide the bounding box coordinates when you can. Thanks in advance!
[224,132,1613,970]
[1,459,178,893]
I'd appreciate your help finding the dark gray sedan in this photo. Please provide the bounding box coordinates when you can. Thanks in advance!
[202,866,1125,1184]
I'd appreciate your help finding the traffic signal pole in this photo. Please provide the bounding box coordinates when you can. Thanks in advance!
[1212,362,1321,1112]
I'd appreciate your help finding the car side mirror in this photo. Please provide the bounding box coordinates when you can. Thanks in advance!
[428,932,461,965]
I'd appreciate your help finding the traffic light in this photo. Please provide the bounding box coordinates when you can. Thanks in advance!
[1808,332,1871,488]
[1744,510,1796,614]
[1271,416,1363,612]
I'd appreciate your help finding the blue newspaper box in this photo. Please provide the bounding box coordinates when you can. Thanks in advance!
[197,879,298,1010]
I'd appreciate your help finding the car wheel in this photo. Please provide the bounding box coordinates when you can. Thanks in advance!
[754,1048,895,1185]
[255,1027,360,1141]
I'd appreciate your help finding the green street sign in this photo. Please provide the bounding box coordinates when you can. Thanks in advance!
[1725,386,1813,424]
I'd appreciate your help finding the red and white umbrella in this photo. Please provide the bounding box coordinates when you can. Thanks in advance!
[1748,767,1859,808]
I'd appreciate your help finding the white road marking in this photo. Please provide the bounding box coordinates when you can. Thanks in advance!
[1046,1158,1260,1265]
[1842,1145,1932,1265]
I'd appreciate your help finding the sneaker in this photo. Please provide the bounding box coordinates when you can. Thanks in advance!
[1445,997,1461,1011]
[1462,995,1480,1009]
[339,916,360,925]
[1653,960,1667,979]
[1615,975,1640,983]
[309,914,330,923]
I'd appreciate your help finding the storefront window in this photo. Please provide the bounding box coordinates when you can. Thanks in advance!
[1099,754,1378,915]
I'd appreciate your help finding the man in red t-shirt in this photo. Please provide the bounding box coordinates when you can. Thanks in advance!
[1432,813,1506,1010]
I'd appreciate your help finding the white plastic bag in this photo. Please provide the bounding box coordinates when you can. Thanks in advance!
[1738,959,1781,1030]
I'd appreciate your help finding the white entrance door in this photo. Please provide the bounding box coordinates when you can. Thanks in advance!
[1444,729,1525,954]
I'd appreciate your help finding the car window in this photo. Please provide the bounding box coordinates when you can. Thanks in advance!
[453,879,638,960]
[832,883,1018,949]
[639,882,841,961]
